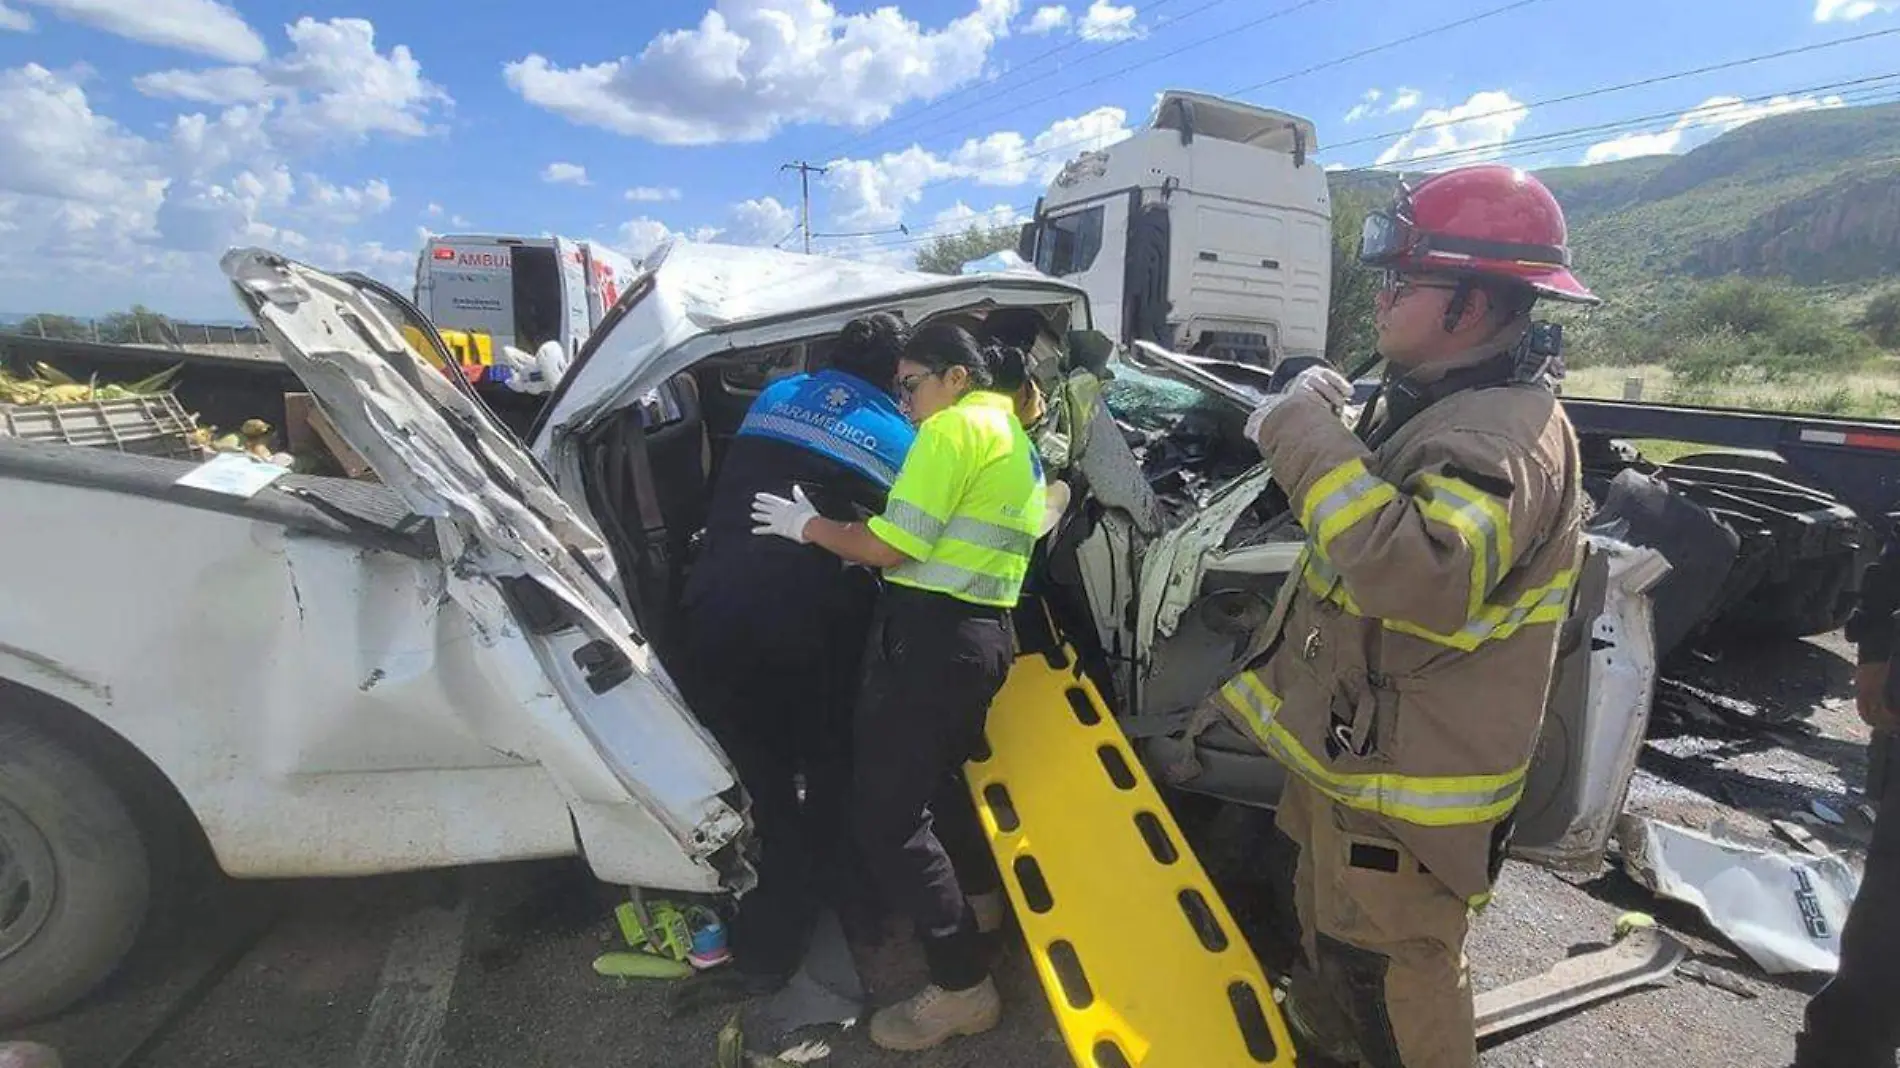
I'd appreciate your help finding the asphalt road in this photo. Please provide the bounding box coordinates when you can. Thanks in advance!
[7,632,1874,1068]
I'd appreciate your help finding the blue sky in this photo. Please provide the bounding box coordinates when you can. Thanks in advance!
[0,0,1895,318]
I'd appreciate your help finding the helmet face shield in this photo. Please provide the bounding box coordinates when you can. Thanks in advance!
[1359,210,1410,267]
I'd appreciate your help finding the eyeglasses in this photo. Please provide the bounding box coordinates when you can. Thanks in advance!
[896,369,943,396]
[1378,270,1462,300]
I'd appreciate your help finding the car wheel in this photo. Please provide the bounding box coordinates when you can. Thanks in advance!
[0,717,152,1027]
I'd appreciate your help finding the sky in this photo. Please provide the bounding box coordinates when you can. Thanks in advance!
[0,0,1896,319]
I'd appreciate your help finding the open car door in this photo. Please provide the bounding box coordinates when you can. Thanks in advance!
[220,248,749,892]
[1114,339,1670,870]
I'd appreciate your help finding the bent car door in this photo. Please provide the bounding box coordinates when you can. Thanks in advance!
[221,248,748,892]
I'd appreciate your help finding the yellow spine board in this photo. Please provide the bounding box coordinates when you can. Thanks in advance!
[966,647,1298,1068]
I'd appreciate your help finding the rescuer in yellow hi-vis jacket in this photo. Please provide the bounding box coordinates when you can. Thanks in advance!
[1211,164,1600,1068]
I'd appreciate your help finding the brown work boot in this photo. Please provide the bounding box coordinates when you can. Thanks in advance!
[0,1042,63,1068]
[868,978,1001,1051]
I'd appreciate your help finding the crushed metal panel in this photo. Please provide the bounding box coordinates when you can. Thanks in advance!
[1618,815,1860,975]
[222,248,745,872]
[1513,537,1671,870]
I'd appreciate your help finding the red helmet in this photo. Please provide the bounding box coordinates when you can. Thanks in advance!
[1359,163,1600,306]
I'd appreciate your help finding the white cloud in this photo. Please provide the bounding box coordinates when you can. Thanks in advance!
[503,0,1020,145]
[616,196,797,259]
[1814,0,1898,20]
[425,201,443,217]
[0,64,161,206]
[301,175,393,223]
[133,65,272,105]
[1344,88,1383,123]
[139,17,451,148]
[825,105,1130,228]
[0,56,426,316]
[619,218,678,259]
[626,186,682,202]
[0,3,33,31]
[932,200,1024,231]
[1347,86,1424,124]
[542,161,590,185]
[1077,0,1139,40]
[1375,90,1527,167]
[451,213,470,227]
[15,0,264,62]
[1582,92,1847,164]
[1024,4,1070,33]
[725,195,797,246]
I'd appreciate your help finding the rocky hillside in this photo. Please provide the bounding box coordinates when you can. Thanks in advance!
[1334,101,1900,299]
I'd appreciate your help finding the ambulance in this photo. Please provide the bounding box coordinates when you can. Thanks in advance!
[413,234,639,376]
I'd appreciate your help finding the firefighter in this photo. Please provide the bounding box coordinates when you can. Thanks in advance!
[675,312,916,996]
[750,322,1046,1052]
[1211,163,1598,1067]
[1791,540,1900,1068]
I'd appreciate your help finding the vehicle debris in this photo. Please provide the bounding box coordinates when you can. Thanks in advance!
[1616,814,1860,974]
[1474,921,1687,1041]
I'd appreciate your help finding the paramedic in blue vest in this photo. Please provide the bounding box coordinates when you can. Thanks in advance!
[751,323,1047,1052]
[677,312,916,995]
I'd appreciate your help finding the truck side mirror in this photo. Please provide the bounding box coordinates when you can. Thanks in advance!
[1017,222,1037,263]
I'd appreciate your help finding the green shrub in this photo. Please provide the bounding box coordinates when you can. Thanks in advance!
[1860,288,1900,349]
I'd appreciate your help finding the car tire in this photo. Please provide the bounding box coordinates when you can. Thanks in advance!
[0,717,152,1028]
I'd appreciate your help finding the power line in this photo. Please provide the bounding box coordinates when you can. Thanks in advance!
[816,0,1210,160]
[864,0,1553,207]
[1338,72,1900,174]
[835,71,1900,258]
[1224,0,1548,98]
[851,0,1338,160]
[1322,25,1900,156]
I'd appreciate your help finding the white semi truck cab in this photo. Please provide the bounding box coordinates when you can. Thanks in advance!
[1018,90,1332,367]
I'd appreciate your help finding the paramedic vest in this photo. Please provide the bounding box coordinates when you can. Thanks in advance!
[736,369,915,490]
[1213,347,1584,904]
[868,390,1046,609]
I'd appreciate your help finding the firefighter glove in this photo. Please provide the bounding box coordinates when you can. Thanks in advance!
[751,485,818,544]
[1245,366,1352,450]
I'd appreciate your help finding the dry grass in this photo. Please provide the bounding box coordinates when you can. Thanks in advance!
[1562,362,1900,418]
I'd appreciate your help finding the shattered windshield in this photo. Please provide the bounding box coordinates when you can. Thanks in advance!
[1102,355,1269,526]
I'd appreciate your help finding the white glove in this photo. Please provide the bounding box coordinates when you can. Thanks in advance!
[1244,366,1353,447]
[751,485,819,544]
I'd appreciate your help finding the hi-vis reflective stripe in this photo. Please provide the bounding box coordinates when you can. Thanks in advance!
[883,499,947,545]
[1299,459,1397,553]
[742,412,901,487]
[945,515,1037,556]
[1215,671,1527,828]
[1417,472,1513,618]
[1300,551,1571,653]
[1302,551,1363,614]
[1384,569,1575,652]
[886,559,1016,605]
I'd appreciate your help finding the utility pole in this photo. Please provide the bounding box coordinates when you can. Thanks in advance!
[780,160,828,254]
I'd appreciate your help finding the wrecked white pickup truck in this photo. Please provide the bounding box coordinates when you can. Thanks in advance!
[0,242,1666,1027]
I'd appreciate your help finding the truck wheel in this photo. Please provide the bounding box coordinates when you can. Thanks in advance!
[0,718,152,1027]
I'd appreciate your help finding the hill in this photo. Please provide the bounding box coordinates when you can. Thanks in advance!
[1331,100,1900,300]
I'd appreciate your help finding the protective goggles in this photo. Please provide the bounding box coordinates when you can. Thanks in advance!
[1359,208,1572,270]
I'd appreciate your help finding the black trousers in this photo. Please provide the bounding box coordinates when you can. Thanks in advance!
[1796,732,1900,1068]
[678,568,878,980]
[853,584,1012,991]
